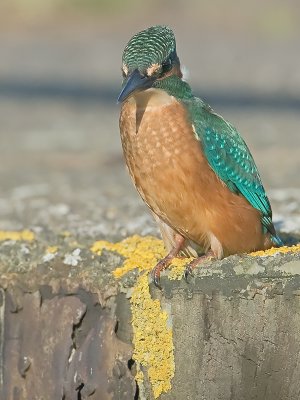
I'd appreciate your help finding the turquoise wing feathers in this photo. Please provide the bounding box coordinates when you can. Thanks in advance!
[185,98,282,245]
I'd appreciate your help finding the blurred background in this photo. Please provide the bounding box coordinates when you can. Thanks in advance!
[0,0,299,239]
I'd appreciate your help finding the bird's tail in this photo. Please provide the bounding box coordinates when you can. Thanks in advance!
[264,219,284,247]
[271,234,284,247]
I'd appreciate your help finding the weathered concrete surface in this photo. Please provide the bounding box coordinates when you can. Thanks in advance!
[0,230,299,400]
[0,245,136,400]
[2,290,135,400]
[149,254,300,400]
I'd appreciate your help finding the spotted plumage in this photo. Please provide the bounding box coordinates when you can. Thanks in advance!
[118,25,282,286]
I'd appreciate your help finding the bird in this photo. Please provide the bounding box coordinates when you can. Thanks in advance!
[118,25,283,287]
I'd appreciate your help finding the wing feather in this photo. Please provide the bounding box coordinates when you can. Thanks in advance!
[185,98,281,244]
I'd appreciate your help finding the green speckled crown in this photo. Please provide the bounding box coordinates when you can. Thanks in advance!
[122,25,176,72]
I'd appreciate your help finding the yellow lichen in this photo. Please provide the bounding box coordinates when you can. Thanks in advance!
[169,257,193,280]
[91,235,300,278]
[0,230,35,242]
[46,246,58,254]
[131,273,174,399]
[60,230,72,237]
[91,235,193,279]
[251,244,300,257]
[91,235,300,398]
[91,235,165,278]
[91,236,179,397]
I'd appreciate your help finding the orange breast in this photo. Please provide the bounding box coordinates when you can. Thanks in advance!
[119,90,271,255]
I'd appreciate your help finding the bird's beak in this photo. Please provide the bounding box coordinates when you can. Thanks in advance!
[117,69,155,103]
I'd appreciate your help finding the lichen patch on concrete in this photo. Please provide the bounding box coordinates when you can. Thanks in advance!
[251,244,300,257]
[91,235,194,280]
[46,246,58,254]
[91,236,179,397]
[0,230,35,242]
[130,273,174,399]
[168,257,193,280]
[275,260,300,275]
[91,236,300,282]
[233,261,266,276]
[90,234,300,399]
[91,235,165,278]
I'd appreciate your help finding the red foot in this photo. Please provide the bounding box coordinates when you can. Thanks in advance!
[151,234,185,288]
[184,250,214,281]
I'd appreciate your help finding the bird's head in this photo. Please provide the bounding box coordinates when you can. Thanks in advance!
[118,25,181,103]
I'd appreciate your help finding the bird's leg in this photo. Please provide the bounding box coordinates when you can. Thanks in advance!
[152,234,185,288]
[184,250,215,280]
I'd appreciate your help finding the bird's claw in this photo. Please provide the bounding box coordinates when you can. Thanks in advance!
[184,251,215,283]
[184,264,194,282]
[151,260,166,289]
[152,272,162,290]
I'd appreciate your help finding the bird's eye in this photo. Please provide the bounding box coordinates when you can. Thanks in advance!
[162,58,172,73]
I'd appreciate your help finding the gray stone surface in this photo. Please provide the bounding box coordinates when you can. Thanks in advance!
[1,239,300,399]
[1,288,135,400]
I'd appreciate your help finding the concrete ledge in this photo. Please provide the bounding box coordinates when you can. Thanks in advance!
[150,256,300,400]
[0,230,300,399]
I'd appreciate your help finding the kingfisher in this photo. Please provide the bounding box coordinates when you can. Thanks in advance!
[118,25,282,286]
